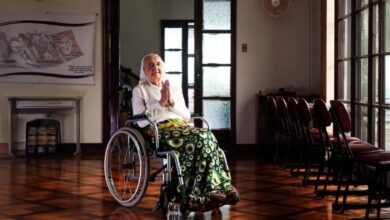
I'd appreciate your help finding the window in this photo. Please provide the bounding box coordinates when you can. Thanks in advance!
[336,0,390,149]
[162,20,195,113]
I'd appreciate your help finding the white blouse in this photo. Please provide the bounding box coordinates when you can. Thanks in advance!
[132,81,191,128]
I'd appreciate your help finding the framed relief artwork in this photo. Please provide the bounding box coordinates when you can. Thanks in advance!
[0,13,96,84]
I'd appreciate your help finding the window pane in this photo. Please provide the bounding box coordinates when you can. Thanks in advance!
[373,57,379,103]
[188,88,194,113]
[373,4,380,54]
[357,58,369,103]
[164,51,182,72]
[164,28,182,49]
[188,57,195,84]
[203,100,230,129]
[338,0,352,18]
[203,67,231,97]
[356,105,369,142]
[337,61,351,100]
[188,27,195,54]
[385,109,390,150]
[338,18,351,59]
[165,73,182,88]
[356,9,369,56]
[384,0,390,52]
[203,33,231,64]
[357,0,369,8]
[385,0,390,52]
[203,0,231,30]
[373,107,379,146]
[385,56,390,104]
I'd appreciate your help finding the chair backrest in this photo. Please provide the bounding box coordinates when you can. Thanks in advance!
[276,96,288,118]
[329,100,351,133]
[312,98,331,129]
[329,100,354,159]
[287,97,299,123]
[297,97,311,127]
[267,96,278,117]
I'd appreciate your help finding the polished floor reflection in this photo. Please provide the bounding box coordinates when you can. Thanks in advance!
[0,152,387,219]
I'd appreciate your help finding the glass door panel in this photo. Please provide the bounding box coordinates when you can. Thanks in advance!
[202,33,231,63]
[164,51,183,72]
[203,67,231,97]
[203,0,231,30]
[203,100,231,129]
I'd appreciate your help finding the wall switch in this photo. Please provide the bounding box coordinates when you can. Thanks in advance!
[242,43,247,53]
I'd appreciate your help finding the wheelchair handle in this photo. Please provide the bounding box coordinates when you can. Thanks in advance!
[190,114,210,130]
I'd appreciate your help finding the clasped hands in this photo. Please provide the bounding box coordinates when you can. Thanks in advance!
[159,80,175,107]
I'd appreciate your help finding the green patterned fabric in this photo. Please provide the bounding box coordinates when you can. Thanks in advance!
[148,119,232,202]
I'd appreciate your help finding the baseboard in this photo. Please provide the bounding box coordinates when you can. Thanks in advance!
[59,143,103,155]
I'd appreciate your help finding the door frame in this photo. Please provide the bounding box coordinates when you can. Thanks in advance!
[102,0,237,148]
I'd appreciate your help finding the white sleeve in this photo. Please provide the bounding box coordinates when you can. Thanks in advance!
[132,86,164,127]
[169,85,191,122]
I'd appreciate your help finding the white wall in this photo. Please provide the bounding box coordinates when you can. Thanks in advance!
[236,0,321,144]
[0,0,103,147]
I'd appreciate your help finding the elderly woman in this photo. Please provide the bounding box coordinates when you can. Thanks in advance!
[132,53,239,212]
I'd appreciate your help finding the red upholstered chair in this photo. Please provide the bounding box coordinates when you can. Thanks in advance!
[310,99,335,194]
[286,97,303,172]
[295,98,325,186]
[265,96,280,162]
[273,96,291,164]
[329,100,389,215]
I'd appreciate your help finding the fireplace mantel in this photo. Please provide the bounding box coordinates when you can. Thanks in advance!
[8,97,81,157]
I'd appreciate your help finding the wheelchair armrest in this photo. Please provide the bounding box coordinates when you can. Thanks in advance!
[191,113,203,118]
[125,114,154,127]
[190,113,210,130]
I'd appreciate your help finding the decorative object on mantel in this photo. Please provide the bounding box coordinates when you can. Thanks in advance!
[262,0,291,18]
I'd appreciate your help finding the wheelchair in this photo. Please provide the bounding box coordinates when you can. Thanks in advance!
[103,114,231,215]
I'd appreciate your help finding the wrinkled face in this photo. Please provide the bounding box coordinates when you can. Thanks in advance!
[143,54,165,86]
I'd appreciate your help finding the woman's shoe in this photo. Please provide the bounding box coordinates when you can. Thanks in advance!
[209,190,227,203]
[225,186,240,205]
[187,195,210,212]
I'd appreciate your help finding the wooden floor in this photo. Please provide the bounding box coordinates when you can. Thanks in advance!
[0,151,388,220]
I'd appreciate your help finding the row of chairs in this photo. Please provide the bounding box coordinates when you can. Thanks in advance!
[264,95,390,219]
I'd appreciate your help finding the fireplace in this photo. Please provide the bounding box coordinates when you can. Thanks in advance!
[26,119,61,155]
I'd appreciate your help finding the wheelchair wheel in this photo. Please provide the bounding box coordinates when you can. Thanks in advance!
[104,127,149,207]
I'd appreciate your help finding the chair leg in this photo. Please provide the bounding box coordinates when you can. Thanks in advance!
[273,133,281,163]
[314,159,324,194]
[303,151,312,186]
[334,171,343,208]
[365,185,372,220]
[341,172,352,212]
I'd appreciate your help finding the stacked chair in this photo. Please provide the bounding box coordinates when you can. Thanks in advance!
[263,95,390,219]
[329,100,390,219]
